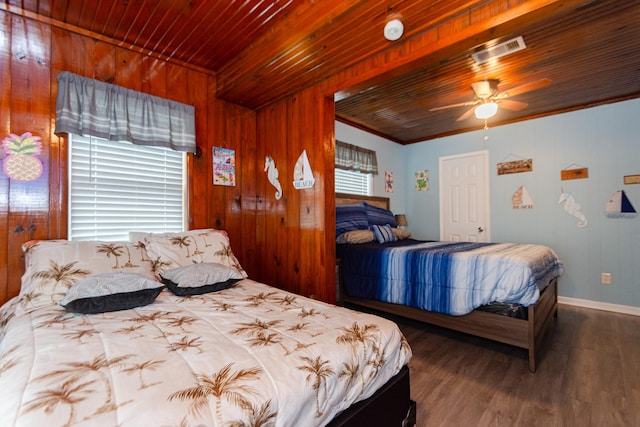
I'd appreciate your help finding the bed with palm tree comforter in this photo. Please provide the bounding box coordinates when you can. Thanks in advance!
[0,232,412,427]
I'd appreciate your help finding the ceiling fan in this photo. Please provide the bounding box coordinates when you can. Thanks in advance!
[430,78,552,121]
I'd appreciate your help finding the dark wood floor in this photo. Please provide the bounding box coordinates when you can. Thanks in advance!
[389,304,640,427]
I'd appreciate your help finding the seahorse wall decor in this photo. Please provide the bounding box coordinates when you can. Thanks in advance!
[558,188,588,228]
[264,155,283,200]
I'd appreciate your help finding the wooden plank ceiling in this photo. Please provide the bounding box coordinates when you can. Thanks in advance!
[335,0,640,143]
[4,0,640,144]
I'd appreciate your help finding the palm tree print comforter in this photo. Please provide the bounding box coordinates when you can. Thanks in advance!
[0,280,411,426]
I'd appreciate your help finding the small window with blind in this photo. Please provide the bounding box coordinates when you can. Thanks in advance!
[335,168,371,195]
[334,140,377,196]
[68,134,186,241]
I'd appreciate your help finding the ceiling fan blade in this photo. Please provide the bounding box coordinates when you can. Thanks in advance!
[429,101,475,112]
[499,99,528,111]
[456,106,476,121]
[503,78,551,97]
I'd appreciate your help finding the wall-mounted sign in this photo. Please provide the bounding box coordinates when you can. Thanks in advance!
[293,150,315,189]
[560,167,588,180]
[624,174,640,185]
[497,159,532,175]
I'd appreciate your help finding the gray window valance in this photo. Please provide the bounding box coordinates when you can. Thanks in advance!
[335,140,378,175]
[55,71,196,153]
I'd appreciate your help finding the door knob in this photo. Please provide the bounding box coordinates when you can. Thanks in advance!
[478,227,485,232]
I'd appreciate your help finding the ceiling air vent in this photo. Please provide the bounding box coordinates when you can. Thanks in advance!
[471,36,526,64]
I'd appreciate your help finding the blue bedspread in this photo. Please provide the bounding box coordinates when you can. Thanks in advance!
[337,240,564,316]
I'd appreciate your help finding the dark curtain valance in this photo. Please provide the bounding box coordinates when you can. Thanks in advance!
[335,140,378,175]
[55,71,196,153]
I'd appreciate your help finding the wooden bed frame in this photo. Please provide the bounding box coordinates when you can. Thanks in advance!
[336,193,559,372]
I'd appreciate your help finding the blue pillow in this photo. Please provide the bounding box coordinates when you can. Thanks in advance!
[364,202,397,228]
[372,224,397,243]
[336,204,369,236]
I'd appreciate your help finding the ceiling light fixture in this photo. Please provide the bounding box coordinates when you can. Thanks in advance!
[384,19,404,41]
[473,102,499,141]
[474,102,498,119]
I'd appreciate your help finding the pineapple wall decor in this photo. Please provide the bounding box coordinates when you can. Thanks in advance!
[2,132,44,182]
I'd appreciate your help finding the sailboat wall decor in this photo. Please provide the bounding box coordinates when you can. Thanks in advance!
[604,190,637,218]
[293,150,315,189]
[512,185,534,209]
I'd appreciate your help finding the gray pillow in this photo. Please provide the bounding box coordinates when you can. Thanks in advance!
[60,273,164,314]
[161,262,244,296]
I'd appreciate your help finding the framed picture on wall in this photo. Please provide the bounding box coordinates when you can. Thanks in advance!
[415,170,429,191]
[385,171,394,192]
[213,147,236,186]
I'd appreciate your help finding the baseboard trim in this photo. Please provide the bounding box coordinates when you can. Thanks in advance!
[558,296,640,317]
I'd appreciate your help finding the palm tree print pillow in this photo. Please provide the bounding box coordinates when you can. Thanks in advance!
[17,240,156,314]
[143,229,247,278]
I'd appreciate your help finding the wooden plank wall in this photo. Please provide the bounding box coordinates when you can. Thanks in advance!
[1,12,55,305]
[0,11,214,303]
[253,90,335,302]
[0,10,337,307]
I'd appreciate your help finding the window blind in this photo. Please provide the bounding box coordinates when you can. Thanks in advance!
[335,168,371,195]
[68,134,186,241]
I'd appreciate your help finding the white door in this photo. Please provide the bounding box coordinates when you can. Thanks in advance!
[439,150,489,242]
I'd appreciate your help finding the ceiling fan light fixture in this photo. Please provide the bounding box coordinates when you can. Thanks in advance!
[474,102,498,119]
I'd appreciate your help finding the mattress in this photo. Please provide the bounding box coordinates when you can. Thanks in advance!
[337,239,564,316]
[0,279,411,426]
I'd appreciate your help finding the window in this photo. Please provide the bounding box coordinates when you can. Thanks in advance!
[335,140,376,196]
[68,134,186,241]
[335,168,371,195]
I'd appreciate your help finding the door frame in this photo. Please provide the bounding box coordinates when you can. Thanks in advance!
[438,150,490,242]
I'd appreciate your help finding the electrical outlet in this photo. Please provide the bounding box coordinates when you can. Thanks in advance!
[601,273,612,285]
